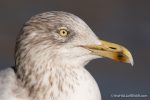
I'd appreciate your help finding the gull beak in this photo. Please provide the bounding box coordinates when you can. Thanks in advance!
[81,40,134,66]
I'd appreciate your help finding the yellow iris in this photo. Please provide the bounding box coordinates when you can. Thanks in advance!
[59,29,69,37]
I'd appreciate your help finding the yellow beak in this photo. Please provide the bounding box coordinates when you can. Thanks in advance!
[81,40,134,66]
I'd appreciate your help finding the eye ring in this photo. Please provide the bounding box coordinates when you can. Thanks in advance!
[59,29,69,37]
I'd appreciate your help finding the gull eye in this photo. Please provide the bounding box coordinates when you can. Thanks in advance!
[59,29,69,37]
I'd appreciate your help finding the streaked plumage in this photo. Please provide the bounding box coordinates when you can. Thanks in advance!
[0,11,133,100]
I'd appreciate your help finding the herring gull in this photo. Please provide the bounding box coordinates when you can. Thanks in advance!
[0,11,133,100]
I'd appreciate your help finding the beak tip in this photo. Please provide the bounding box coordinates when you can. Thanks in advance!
[131,60,134,67]
[128,56,134,66]
[123,48,134,67]
[130,60,134,66]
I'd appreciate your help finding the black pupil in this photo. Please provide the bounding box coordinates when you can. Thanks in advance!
[63,31,66,34]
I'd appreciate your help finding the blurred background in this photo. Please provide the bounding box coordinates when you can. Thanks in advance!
[0,0,149,99]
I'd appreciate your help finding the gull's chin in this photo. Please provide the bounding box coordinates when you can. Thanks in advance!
[78,54,102,66]
[58,46,103,66]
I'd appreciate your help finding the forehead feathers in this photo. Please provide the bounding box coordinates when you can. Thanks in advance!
[25,11,90,33]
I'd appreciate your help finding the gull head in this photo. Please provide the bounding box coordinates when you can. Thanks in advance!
[15,11,133,70]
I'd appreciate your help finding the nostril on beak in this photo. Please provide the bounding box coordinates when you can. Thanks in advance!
[109,47,117,50]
